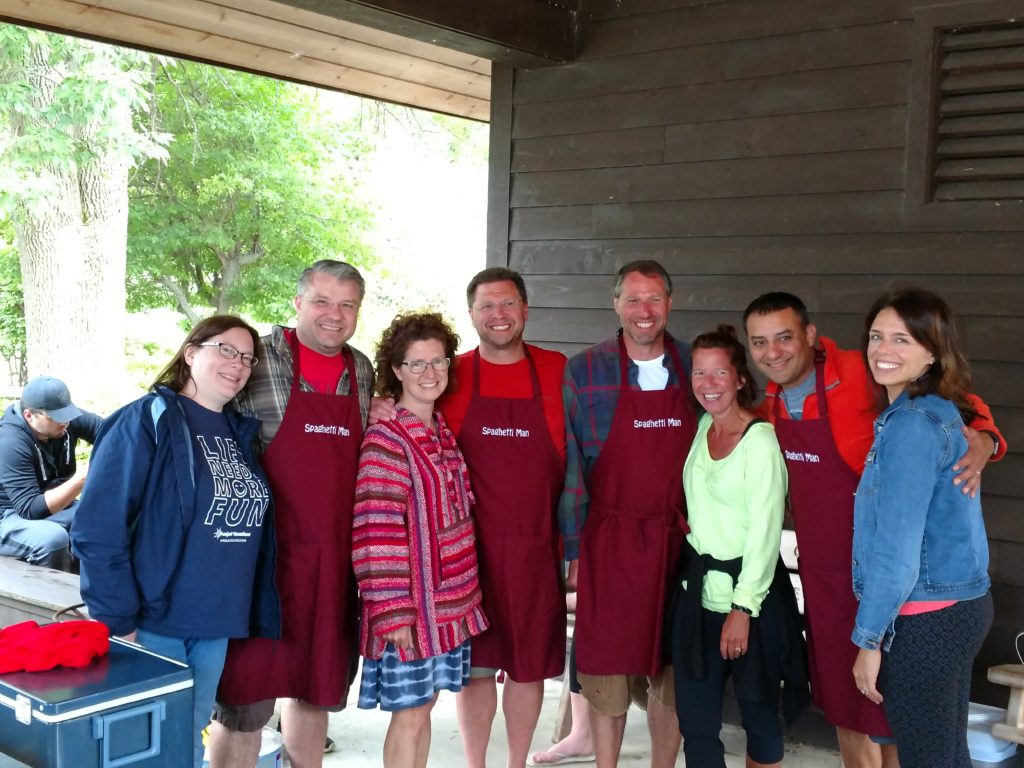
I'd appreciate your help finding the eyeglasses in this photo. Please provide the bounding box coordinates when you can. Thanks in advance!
[473,299,522,314]
[197,342,259,368]
[400,357,451,374]
[303,296,360,313]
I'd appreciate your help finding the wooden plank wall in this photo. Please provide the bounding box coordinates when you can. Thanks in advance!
[494,0,1024,705]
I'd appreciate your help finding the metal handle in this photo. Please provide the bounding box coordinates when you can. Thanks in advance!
[91,700,166,767]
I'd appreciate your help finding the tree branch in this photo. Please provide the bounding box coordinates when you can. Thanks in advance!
[156,275,199,324]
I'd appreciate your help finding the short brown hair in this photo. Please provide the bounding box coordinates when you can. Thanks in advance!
[374,312,460,399]
[614,260,673,298]
[466,267,527,307]
[153,315,260,393]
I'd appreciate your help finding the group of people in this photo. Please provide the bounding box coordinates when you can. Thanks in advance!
[0,257,1005,768]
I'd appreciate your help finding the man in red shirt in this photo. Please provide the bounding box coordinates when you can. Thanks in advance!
[371,267,568,768]
[743,291,1005,768]
[445,268,567,768]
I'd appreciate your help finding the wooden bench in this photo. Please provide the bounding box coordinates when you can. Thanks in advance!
[0,557,86,627]
[987,664,1024,746]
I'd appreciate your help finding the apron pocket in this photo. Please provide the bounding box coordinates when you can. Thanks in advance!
[275,542,323,639]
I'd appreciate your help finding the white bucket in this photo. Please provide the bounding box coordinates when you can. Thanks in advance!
[968,702,1018,768]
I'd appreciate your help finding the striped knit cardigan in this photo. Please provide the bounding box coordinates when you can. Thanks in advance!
[352,407,488,661]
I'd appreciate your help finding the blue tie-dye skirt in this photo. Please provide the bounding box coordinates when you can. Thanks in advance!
[357,641,472,711]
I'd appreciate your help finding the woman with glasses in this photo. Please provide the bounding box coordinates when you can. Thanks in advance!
[352,311,487,768]
[72,315,279,768]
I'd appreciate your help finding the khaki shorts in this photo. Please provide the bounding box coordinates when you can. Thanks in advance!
[576,665,675,717]
[212,698,346,732]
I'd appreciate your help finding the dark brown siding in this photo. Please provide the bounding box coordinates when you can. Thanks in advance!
[492,0,1024,705]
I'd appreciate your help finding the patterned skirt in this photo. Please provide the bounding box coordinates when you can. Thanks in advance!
[357,641,471,712]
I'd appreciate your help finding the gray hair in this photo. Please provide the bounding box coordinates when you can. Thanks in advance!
[297,259,366,300]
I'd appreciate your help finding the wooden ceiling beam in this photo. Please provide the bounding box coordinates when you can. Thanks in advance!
[92,0,490,100]
[1,0,491,120]
[286,0,578,66]
[212,0,491,75]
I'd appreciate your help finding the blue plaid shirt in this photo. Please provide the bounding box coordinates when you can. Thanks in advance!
[559,330,692,560]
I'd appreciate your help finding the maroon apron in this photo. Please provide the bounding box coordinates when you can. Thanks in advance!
[773,351,890,735]
[456,349,566,682]
[575,336,696,676]
[217,337,362,706]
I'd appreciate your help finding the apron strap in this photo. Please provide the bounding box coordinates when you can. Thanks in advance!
[286,330,355,396]
[616,332,684,391]
[772,349,828,419]
[812,350,829,416]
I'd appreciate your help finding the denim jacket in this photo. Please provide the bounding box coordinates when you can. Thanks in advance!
[851,392,990,651]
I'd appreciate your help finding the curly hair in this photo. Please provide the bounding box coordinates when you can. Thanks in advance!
[374,312,460,399]
[691,324,758,410]
[153,315,260,393]
[863,289,976,422]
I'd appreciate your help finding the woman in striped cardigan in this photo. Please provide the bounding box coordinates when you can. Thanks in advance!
[352,311,488,768]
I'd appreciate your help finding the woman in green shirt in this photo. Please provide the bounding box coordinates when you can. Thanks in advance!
[669,325,805,768]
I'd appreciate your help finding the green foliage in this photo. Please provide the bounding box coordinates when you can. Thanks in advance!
[0,25,167,219]
[0,222,25,383]
[128,62,375,322]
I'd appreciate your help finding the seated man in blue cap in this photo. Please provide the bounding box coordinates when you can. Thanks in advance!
[0,377,103,570]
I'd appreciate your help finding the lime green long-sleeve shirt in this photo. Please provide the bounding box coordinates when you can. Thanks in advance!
[682,414,788,616]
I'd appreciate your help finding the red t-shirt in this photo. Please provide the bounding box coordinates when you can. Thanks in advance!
[438,344,567,461]
[285,328,347,394]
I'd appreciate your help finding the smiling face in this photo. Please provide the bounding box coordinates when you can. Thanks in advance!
[294,272,361,356]
[691,346,745,417]
[744,308,817,389]
[183,327,254,411]
[394,338,449,414]
[613,271,672,359]
[469,280,528,354]
[866,307,935,402]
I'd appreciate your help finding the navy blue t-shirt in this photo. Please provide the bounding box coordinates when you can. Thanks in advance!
[144,397,270,638]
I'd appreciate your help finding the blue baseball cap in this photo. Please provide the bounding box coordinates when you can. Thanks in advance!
[21,377,81,423]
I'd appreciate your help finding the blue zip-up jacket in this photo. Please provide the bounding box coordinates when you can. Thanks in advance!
[851,392,990,651]
[72,386,281,639]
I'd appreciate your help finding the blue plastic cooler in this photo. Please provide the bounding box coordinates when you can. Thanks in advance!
[0,638,193,767]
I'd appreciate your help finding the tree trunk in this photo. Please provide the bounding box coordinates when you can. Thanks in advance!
[13,41,129,407]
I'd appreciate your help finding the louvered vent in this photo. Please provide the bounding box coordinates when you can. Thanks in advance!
[933,21,1024,202]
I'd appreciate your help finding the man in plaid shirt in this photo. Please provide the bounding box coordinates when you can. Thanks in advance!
[559,260,695,768]
[209,259,374,768]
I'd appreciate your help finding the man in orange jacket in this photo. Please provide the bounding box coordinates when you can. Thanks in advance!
[743,291,1005,768]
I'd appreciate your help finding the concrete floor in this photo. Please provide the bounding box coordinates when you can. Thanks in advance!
[313,678,844,767]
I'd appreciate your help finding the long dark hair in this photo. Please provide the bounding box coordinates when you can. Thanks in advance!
[862,289,976,422]
[691,324,758,410]
[153,315,260,393]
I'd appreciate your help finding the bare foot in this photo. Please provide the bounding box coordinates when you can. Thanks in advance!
[529,735,594,765]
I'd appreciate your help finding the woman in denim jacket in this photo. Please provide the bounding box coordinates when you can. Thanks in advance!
[851,289,992,767]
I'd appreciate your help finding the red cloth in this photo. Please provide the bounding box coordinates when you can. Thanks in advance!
[0,620,109,673]
[438,344,567,461]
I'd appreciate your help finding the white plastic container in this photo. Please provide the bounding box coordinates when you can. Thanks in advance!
[968,702,1019,768]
